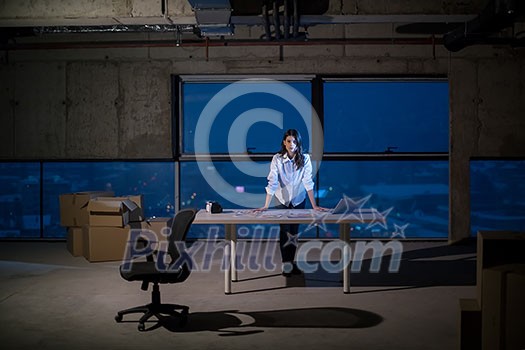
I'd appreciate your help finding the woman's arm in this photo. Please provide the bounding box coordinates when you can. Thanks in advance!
[254,193,273,212]
[307,189,317,209]
[255,155,279,211]
[303,155,328,211]
[307,189,328,211]
[265,154,280,195]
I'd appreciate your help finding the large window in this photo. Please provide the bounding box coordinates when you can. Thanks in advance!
[182,79,313,154]
[0,161,175,238]
[43,162,175,238]
[318,160,449,238]
[0,163,40,238]
[319,79,449,238]
[324,80,449,153]
[470,159,525,235]
[178,76,450,239]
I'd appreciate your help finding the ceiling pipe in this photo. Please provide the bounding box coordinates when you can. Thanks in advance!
[33,24,195,35]
[262,1,271,41]
[283,0,290,39]
[8,35,524,51]
[273,0,281,40]
[443,0,524,51]
[5,37,451,50]
[292,0,299,38]
[176,26,182,46]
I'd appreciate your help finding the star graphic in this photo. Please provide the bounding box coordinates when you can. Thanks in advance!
[391,223,409,239]
[283,231,299,248]
[305,210,330,232]
[336,194,372,224]
[365,206,394,230]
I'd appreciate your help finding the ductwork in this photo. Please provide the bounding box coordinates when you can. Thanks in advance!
[443,0,525,52]
[187,0,330,41]
[187,0,233,37]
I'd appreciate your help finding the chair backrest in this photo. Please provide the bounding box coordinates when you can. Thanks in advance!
[167,208,197,263]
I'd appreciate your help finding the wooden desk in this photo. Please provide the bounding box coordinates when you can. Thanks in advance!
[193,208,377,294]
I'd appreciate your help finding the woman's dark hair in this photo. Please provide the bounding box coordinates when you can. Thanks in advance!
[279,129,305,169]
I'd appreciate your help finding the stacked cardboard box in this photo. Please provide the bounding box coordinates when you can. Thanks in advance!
[481,264,525,350]
[459,231,525,350]
[140,217,174,244]
[60,191,114,256]
[60,191,114,228]
[83,195,144,262]
[60,192,146,262]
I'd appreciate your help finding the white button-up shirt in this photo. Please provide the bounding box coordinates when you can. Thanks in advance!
[265,153,315,207]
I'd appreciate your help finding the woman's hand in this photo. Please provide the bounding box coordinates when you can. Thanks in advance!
[253,206,268,212]
[312,205,330,212]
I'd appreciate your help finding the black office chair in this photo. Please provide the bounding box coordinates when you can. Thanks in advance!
[115,208,197,331]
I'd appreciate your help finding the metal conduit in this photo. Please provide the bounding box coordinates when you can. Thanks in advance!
[6,37,446,50]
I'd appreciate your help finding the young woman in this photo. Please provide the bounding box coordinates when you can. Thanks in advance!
[255,129,326,276]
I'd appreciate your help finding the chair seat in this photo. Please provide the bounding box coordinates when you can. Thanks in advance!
[120,262,190,284]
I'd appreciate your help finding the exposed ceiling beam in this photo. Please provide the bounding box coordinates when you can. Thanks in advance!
[0,14,478,28]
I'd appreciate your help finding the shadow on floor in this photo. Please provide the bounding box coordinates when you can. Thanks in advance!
[305,240,477,289]
[122,306,383,334]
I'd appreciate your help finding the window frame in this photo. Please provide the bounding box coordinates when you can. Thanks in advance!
[174,74,450,239]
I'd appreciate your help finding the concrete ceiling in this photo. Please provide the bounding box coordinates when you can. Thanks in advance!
[0,0,523,52]
[0,0,484,27]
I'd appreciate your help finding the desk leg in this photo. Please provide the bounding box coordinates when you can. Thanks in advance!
[224,240,231,294]
[224,224,237,294]
[340,223,351,294]
[228,224,238,282]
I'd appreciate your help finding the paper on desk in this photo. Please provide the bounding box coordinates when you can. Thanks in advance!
[233,210,255,217]
[286,211,312,218]
[260,212,283,218]
[232,210,283,218]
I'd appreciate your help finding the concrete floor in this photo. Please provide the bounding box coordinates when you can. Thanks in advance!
[0,240,477,350]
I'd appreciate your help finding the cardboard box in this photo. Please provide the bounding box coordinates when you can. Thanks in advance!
[117,195,143,222]
[481,264,525,350]
[87,197,143,227]
[141,217,174,243]
[122,195,143,212]
[66,227,83,257]
[59,191,114,227]
[476,231,525,305]
[482,266,507,350]
[103,194,143,212]
[505,270,525,350]
[82,223,142,262]
[458,298,481,350]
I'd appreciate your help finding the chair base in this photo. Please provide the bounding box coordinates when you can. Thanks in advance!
[115,303,189,331]
[115,283,189,331]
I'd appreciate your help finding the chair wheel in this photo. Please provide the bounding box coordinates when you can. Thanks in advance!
[115,314,123,322]
[138,323,145,332]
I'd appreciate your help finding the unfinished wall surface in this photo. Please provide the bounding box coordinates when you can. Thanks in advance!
[1,0,524,241]
[118,61,172,158]
[476,59,525,156]
[66,62,119,158]
[11,62,66,158]
[448,56,525,242]
[0,64,14,158]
